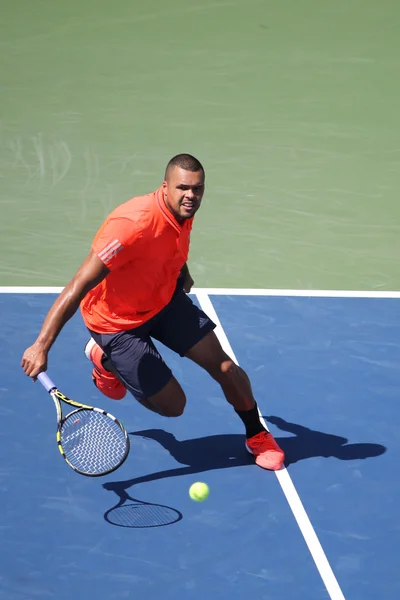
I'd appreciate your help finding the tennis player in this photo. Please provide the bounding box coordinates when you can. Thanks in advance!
[21,154,285,471]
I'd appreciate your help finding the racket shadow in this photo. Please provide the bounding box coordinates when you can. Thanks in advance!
[104,495,182,528]
[102,431,252,528]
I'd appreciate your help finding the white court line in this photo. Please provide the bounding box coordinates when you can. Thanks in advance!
[1,286,400,298]
[195,288,400,298]
[196,290,346,600]
[0,287,64,294]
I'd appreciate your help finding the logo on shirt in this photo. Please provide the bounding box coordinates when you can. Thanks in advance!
[98,239,123,264]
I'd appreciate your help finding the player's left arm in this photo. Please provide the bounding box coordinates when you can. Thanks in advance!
[180,262,194,293]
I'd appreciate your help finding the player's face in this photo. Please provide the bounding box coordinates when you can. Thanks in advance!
[163,167,205,222]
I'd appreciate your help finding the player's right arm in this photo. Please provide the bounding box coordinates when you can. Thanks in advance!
[21,250,109,379]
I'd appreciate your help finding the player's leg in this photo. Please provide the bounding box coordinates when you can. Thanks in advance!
[151,290,284,470]
[150,289,255,413]
[86,330,186,417]
[186,330,285,470]
[185,330,255,409]
[185,330,262,429]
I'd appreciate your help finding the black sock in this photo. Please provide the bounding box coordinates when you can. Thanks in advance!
[235,402,267,439]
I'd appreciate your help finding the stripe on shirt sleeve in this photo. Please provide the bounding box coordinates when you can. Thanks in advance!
[98,239,123,263]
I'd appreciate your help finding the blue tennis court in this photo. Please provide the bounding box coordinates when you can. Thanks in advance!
[1,290,398,600]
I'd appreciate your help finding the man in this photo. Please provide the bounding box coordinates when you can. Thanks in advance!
[21,154,285,471]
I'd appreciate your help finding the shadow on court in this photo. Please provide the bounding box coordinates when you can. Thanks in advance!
[102,421,386,526]
[102,430,253,527]
[103,493,183,529]
[264,416,387,466]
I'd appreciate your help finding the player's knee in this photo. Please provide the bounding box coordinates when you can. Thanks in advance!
[220,359,235,375]
[162,392,186,418]
[149,387,187,418]
[164,405,185,418]
[145,376,186,417]
[211,358,235,380]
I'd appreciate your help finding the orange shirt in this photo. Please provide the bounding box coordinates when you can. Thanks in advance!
[80,187,193,333]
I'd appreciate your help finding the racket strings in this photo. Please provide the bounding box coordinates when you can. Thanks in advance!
[61,410,127,475]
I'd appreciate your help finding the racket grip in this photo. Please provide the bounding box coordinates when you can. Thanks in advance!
[37,372,56,392]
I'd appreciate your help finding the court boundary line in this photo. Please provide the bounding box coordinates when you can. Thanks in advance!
[1,286,400,298]
[196,290,346,600]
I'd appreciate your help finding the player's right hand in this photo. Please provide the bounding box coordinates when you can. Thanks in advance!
[21,343,48,380]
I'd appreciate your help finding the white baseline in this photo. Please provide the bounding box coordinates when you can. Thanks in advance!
[1,286,400,298]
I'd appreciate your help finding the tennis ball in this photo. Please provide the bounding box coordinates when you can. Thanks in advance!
[189,481,209,502]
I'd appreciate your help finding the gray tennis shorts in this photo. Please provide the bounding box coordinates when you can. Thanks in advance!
[89,284,216,402]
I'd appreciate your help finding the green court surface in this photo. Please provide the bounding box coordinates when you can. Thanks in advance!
[1,0,400,289]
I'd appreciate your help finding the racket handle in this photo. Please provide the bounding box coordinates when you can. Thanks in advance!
[37,372,56,392]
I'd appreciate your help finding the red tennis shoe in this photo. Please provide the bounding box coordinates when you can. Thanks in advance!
[246,431,285,470]
[85,338,126,401]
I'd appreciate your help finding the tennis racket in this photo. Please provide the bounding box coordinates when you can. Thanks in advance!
[37,372,130,477]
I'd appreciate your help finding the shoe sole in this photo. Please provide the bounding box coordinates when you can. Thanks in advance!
[84,337,96,361]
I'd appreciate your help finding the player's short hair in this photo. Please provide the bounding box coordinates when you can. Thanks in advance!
[165,154,205,180]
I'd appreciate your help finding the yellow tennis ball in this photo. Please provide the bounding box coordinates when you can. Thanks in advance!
[189,481,209,502]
